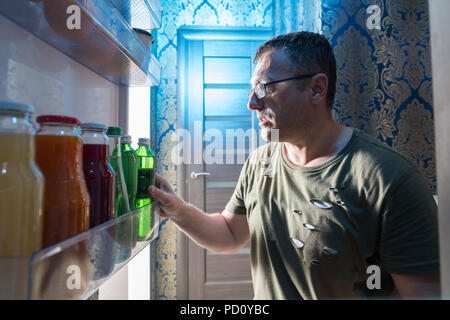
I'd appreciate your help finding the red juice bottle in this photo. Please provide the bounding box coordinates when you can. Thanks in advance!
[81,123,115,228]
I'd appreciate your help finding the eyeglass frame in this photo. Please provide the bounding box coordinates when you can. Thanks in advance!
[249,74,317,99]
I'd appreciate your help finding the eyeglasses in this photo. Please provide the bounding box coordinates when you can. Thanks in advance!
[248,74,316,99]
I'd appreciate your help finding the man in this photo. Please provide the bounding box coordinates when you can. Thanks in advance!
[150,32,440,299]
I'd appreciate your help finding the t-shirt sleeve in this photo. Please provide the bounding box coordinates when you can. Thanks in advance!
[224,154,252,216]
[379,166,440,275]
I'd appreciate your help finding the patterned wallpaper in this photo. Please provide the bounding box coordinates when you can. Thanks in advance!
[153,0,273,300]
[272,0,322,34]
[152,0,435,299]
[322,0,436,193]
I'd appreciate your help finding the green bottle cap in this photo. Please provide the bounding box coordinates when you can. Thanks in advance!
[107,126,122,136]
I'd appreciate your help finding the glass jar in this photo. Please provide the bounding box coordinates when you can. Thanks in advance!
[35,115,90,247]
[81,122,115,228]
[0,101,44,299]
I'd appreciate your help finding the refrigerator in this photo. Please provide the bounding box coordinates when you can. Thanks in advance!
[0,0,162,300]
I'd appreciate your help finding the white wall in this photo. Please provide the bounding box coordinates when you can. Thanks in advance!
[98,246,151,300]
[0,15,119,125]
[128,86,151,149]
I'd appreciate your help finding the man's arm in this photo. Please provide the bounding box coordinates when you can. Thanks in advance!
[377,165,441,299]
[149,173,250,254]
[391,273,441,299]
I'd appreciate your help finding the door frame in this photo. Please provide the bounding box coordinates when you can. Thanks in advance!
[176,26,273,299]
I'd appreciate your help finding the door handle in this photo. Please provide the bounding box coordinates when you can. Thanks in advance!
[191,171,211,179]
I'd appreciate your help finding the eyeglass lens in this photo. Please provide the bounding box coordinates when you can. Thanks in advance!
[248,84,265,99]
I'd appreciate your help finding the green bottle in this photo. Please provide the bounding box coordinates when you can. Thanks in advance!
[106,128,137,262]
[120,135,138,211]
[135,138,155,241]
[107,127,129,217]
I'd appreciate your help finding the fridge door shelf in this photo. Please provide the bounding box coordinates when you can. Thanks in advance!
[109,0,162,31]
[26,201,160,300]
[0,0,161,86]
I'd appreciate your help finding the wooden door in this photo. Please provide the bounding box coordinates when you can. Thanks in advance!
[177,28,271,300]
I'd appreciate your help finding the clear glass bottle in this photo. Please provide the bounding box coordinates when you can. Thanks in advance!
[81,122,115,228]
[0,101,44,299]
[107,127,130,216]
[81,123,116,280]
[107,128,137,262]
[35,115,90,248]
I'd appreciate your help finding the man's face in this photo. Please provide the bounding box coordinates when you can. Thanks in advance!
[248,49,314,143]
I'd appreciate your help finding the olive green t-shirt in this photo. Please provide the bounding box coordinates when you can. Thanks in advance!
[225,127,439,300]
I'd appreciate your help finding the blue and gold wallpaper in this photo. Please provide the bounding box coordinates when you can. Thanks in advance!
[273,0,321,34]
[322,0,435,193]
[152,0,435,299]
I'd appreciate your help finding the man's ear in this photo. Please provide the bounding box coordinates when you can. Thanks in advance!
[310,73,328,105]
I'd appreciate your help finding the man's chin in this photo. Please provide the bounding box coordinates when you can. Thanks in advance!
[260,127,280,143]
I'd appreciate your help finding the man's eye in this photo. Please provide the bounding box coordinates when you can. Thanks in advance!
[266,86,275,94]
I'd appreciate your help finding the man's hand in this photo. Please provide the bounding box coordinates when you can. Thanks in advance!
[148,173,249,254]
[149,173,186,220]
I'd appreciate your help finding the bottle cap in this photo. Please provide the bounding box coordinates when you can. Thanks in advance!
[81,122,108,130]
[107,126,122,136]
[36,115,80,125]
[0,101,34,114]
[122,134,131,144]
[138,138,150,146]
[133,28,154,49]
[133,28,153,40]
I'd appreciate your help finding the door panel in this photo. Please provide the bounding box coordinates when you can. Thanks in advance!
[206,253,252,282]
[204,119,252,134]
[204,57,252,83]
[205,164,243,182]
[204,120,252,164]
[182,31,269,300]
[205,187,235,212]
[204,40,255,57]
[205,282,254,300]
[204,88,251,116]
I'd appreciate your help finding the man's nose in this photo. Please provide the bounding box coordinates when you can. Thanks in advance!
[247,90,263,111]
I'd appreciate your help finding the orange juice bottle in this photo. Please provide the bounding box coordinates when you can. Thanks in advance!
[35,115,90,248]
[0,101,44,299]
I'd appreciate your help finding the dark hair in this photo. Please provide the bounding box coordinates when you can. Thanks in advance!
[254,31,336,109]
